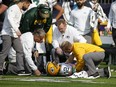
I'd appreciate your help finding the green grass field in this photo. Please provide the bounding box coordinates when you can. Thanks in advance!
[0,63,116,87]
[0,74,116,87]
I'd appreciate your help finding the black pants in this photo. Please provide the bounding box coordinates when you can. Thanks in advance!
[112,27,116,46]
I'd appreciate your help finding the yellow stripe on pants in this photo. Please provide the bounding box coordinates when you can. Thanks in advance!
[46,25,53,44]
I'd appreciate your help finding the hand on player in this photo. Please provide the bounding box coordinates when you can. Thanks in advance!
[55,47,63,55]
[34,69,41,76]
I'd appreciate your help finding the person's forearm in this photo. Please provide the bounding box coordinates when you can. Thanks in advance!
[65,54,74,63]
[0,4,8,14]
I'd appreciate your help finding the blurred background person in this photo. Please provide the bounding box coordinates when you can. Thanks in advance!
[89,0,108,36]
[106,1,116,46]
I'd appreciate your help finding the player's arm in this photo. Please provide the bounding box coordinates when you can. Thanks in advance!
[65,54,74,64]
[53,3,64,21]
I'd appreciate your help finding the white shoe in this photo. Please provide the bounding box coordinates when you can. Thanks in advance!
[67,71,88,78]
[67,72,79,78]
[86,75,100,79]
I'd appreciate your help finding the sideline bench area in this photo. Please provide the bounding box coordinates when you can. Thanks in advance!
[100,36,116,65]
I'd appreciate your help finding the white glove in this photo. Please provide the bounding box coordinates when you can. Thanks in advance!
[52,19,56,24]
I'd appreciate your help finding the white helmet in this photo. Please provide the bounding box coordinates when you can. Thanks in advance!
[59,63,76,76]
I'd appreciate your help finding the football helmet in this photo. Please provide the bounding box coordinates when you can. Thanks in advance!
[46,62,60,76]
[59,63,75,76]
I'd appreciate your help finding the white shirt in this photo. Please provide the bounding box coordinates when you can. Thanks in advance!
[107,1,116,28]
[20,32,37,71]
[70,6,93,35]
[52,24,87,49]
[1,5,22,38]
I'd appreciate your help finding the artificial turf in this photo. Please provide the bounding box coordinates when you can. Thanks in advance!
[0,70,116,87]
[0,62,116,87]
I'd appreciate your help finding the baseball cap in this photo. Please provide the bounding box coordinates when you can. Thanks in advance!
[40,8,49,14]
[38,4,50,18]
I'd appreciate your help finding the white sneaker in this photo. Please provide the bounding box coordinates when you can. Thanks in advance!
[67,72,79,78]
[67,71,88,78]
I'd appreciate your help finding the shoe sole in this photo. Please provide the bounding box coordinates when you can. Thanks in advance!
[67,76,78,78]
[86,75,100,79]
[17,73,32,76]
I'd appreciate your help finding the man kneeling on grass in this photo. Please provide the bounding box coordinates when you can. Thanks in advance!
[7,29,46,76]
[60,41,111,79]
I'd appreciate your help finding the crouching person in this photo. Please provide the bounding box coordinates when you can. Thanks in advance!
[60,41,111,79]
[7,29,46,76]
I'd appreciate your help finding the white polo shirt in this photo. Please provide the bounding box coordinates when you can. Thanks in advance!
[1,4,22,38]
[20,32,37,71]
[52,24,87,49]
[70,6,93,35]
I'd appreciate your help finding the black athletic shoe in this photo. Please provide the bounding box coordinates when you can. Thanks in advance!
[104,66,111,78]
[87,72,100,79]
[17,71,31,76]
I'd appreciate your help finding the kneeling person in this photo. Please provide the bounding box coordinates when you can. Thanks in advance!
[60,41,111,79]
[7,29,46,76]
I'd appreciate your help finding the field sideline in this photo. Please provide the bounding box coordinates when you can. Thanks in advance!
[0,70,116,87]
